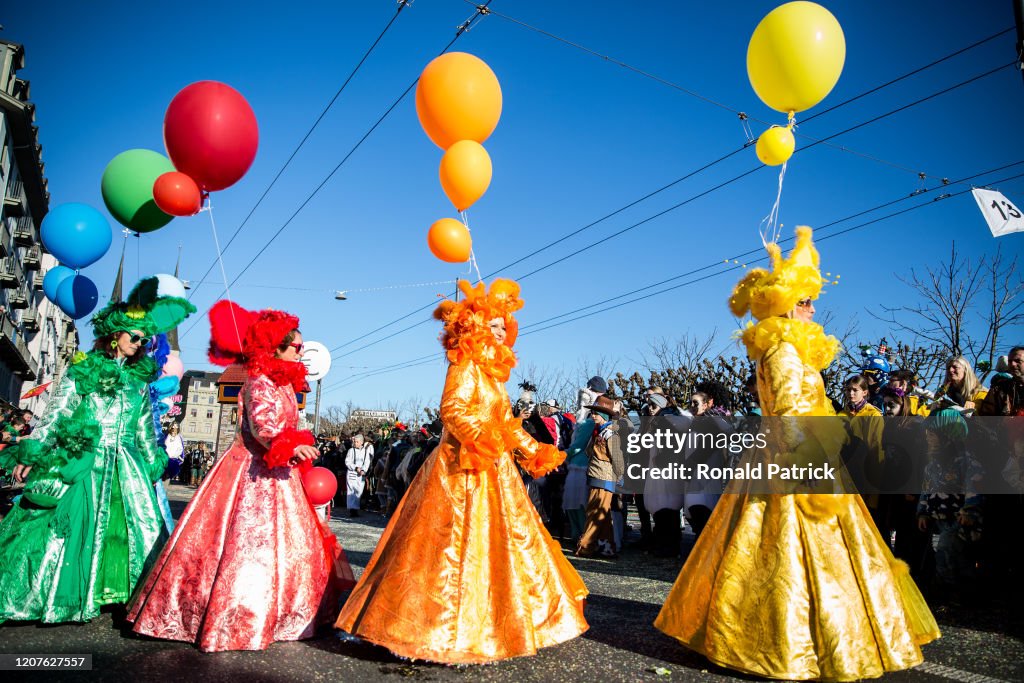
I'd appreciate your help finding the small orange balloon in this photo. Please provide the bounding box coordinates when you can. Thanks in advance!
[439,140,492,211]
[427,218,472,263]
[416,53,502,150]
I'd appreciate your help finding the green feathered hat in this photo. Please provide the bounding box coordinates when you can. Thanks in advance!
[91,276,197,337]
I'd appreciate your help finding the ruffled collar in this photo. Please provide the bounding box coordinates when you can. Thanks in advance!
[446,327,516,381]
[248,354,309,393]
[740,317,839,370]
[68,350,157,395]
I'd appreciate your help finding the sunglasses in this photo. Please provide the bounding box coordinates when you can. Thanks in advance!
[128,333,152,345]
[795,298,813,308]
[286,343,304,352]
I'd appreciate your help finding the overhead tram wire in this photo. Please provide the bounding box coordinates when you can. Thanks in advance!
[187,0,413,301]
[328,31,1017,357]
[517,164,1024,337]
[329,163,1024,389]
[179,2,494,341]
[324,163,1024,390]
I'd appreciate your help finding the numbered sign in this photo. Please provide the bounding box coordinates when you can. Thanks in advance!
[972,189,1024,237]
[301,341,332,382]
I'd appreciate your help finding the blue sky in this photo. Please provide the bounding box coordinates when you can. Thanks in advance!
[6,0,1023,412]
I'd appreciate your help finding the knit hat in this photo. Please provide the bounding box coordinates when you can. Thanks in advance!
[586,376,608,394]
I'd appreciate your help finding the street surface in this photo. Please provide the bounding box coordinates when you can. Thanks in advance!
[0,483,1020,682]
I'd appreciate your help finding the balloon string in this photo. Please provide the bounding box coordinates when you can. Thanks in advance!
[461,210,483,284]
[759,160,787,247]
[205,197,244,351]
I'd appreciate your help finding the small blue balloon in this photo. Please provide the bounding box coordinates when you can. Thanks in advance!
[55,274,99,320]
[42,265,76,303]
[40,203,112,269]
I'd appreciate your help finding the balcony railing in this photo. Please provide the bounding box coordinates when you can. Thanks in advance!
[23,245,41,270]
[0,257,19,288]
[12,216,36,246]
[21,309,39,331]
[3,178,25,216]
[9,287,28,309]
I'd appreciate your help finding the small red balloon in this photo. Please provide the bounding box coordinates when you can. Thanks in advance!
[302,466,337,506]
[153,172,202,216]
[163,81,259,192]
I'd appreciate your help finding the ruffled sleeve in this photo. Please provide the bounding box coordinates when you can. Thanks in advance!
[134,386,169,482]
[1,372,81,470]
[440,361,507,472]
[503,417,565,479]
[245,374,313,469]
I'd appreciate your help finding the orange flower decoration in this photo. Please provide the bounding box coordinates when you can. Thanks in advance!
[433,279,523,381]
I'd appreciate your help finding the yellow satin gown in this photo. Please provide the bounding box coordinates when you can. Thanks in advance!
[656,319,939,681]
[336,360,588,663]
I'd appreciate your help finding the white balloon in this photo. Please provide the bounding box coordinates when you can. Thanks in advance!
[154,273,187,299]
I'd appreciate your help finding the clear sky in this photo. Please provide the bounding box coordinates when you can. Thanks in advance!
[5,0,1023,413]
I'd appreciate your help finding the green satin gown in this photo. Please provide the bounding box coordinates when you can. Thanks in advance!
[0,352,168,623]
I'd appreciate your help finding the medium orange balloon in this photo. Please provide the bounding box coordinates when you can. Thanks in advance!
[427,218,472,263]
[439,140,492,211]
[416,53,502,150]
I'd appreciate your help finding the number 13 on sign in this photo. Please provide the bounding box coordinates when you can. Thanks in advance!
[972,188,1024,237]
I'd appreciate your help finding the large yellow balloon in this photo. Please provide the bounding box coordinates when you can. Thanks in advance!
[416,53,503,150]
[755,126,796,166]
[427,218,472,263]
[747,1,845,113]
[439,140,493,212]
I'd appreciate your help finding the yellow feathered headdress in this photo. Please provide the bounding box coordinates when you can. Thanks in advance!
[729,226,825,321]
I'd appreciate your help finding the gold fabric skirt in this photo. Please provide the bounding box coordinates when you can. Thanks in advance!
[655,492,939,681]
[336,443,588,663]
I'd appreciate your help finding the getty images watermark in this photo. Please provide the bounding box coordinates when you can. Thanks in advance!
[613,415,1022,496]
[625,428,836,483]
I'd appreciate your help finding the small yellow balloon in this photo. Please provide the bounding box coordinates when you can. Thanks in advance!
[427,218,472,263]
[755,126,796,166]
[747,1,846,113]
[439,140,493,212]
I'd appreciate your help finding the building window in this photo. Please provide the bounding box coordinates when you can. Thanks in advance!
[190,408,197,417]
[202,424,211,434]
[206,410,213,419]
[188,421,196,432]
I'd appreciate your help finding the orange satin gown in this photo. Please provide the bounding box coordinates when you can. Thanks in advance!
[335,360,588,663]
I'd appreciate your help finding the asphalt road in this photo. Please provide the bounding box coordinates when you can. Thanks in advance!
[0,483,1021,682]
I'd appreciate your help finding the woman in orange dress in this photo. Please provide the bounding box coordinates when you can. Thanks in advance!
[336,279,588,663]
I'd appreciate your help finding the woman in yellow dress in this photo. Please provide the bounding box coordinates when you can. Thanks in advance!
[336,278,588,663]
[655,227,939,681]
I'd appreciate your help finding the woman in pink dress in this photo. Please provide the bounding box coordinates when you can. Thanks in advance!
[127,301,354,652]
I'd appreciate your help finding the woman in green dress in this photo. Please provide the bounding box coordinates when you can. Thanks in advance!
[0,276,194,623]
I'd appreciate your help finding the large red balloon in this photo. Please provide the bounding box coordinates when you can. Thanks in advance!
[302,466,337,506]
[163,81,258,192]
[153,171,202,216]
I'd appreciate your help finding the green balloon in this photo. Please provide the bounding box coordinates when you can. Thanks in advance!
[100,149,175,232]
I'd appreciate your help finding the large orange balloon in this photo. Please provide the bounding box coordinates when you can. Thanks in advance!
[416,53,502,150]
[439,141,492,212]
[427,218,472,263]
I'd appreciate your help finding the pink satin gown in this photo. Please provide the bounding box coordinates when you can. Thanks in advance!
[127,374,354,652]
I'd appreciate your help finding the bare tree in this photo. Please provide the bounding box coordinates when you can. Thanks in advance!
[873,242,983,358]
[634,331,717,375]
[967,245,1024,370]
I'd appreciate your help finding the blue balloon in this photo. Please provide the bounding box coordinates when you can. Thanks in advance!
[40,203,112,269]
[55,274,99,320]
[42,265,76,303]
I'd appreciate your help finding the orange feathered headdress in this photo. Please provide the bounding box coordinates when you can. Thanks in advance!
[729,226,826,321]
[433,279,523,380]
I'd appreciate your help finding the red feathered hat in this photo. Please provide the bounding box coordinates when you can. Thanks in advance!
[208,300,300,366]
